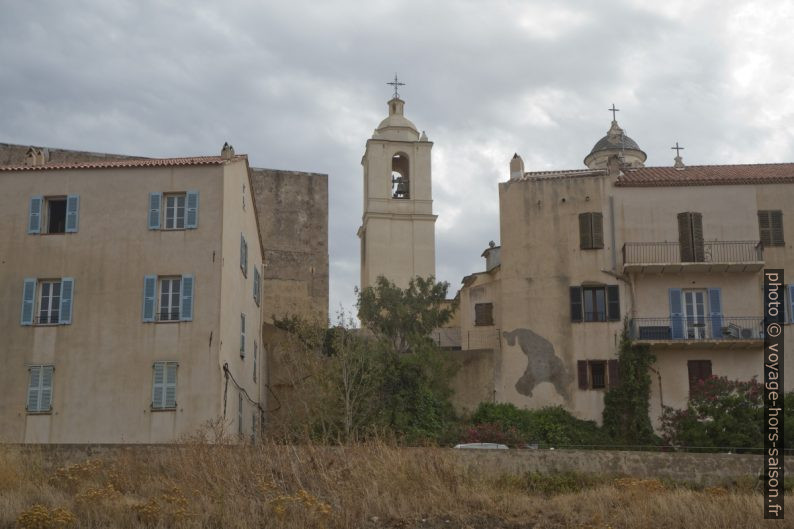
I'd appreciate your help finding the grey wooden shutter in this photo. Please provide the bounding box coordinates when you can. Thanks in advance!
[59,277,74,324]
[691,213,704,261]
[148,192,162,230]
[240,234,248,276]
[27,366,42,411]
[577,360,588,390]
[592,212,604,249]
[579,213,592,249]
[771,210,784,246]
[570,287,583,322]
[678,212,701,262]
[21,278,36,325]
[253,268,261,306]
[186,190,199,229]
[759,210,772,246]
[40,366,53,411]
[65,195,80,232]
[253,341,258,382]
[165,363,177,408]
[180,275,194,321]
[607,359,620,389]
[28,196,43,234]
[240,313,246,356]
[606,285,620,321]
[142,275,157,322]
[152,363,165,408]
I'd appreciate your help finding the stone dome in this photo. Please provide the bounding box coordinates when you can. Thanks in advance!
[584,120,646,170]
[372,98,420,142]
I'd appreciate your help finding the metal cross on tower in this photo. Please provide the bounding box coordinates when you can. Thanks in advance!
[387,74,405,98]
[608,103,620,121]
[671,141,685,157]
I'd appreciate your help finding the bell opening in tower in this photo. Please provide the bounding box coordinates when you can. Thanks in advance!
[391,153,410,199]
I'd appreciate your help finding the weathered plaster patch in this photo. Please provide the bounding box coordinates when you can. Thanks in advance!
[503,328,572,401]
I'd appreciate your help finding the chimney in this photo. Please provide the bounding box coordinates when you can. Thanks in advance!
[25,147,45,167]
[221,142,235,160]
[510,153,524,180]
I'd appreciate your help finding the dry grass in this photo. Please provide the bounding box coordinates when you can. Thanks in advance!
[0,440,791,529]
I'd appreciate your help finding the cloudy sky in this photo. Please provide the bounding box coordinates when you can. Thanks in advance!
[2,0,793,317]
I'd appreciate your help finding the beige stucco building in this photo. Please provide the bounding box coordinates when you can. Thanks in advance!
[451,116,794,428]
[358,95,437,289]
[0,146,269,443]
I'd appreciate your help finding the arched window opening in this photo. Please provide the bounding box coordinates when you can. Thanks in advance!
[391,153,410,199]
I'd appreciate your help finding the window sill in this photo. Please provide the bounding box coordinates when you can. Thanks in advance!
[150,407,177,412]
[26,410,52,415]
[30,322,67,327]
[33,232,71,236]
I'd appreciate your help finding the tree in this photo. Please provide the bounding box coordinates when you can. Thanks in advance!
[601,325,657,445]
[357,276,458,442]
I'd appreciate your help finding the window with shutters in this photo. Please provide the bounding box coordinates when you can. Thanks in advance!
[677,212,705,262]
[28,195,79,235]
[141,274,193,323]
[148,191,199,230]
[474,302,494,326]
[21,278,74,326]
[151,361,178,410]
[579,212,604,250]
[687,359,712,393]
[570,285,620,322]
[26,365,54,413]
[577,359,619,390]
[758,210,784,247]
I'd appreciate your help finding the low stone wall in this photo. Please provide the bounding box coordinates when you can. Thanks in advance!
[2,444,787,486]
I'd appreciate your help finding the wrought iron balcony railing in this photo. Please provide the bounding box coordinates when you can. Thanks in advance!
[623,241,763,266]
[629,317,763,341]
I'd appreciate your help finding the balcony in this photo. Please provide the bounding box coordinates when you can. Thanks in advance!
[629,317,763,349]
[622,241,764,274]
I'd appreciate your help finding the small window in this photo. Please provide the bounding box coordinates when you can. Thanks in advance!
[474,303,494,326]
[579,212,604,250]
[158,277,181,321]
[577,359,619,390]
[759,210,784,247]
[26,365,54,413]
[152,361,178,410]
[164,193,186,230]
[687,359,712,393]
[21,278,73,326]
[240,234,248,277]
[571,285,620,322]
[47,198,67,234]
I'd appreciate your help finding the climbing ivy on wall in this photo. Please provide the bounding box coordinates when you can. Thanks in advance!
[602,323,658,445]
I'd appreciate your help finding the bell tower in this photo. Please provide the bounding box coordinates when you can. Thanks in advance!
[358,82,436,290]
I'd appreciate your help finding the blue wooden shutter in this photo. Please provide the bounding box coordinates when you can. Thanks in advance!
[152,363,165,408]
[27,366,42,411]
[148,192,162,230]
[186,190,199,229]
[40,366,53,411]
[59,277,74,324]
[180,275,194,321]
[65,195,80,232]
[669,288,684,339]
[28,196,42,234]
[165,363,177,408]
[21,278,36,325]
[142,275,157,322]
[708,288,723,339]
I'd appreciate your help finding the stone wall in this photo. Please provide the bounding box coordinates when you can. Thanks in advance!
[0,142,141,165]
[250,168,329,324]
[448,348,495,415]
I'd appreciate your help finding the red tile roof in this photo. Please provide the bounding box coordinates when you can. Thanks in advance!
[617,163,794,187]
[0,155,247,172]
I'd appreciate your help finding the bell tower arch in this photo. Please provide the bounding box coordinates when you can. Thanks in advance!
[358,91,436,289]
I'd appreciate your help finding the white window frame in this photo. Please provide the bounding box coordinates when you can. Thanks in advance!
[158,277,181,321]
[163,193,187,230]
[38,279,62,325]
